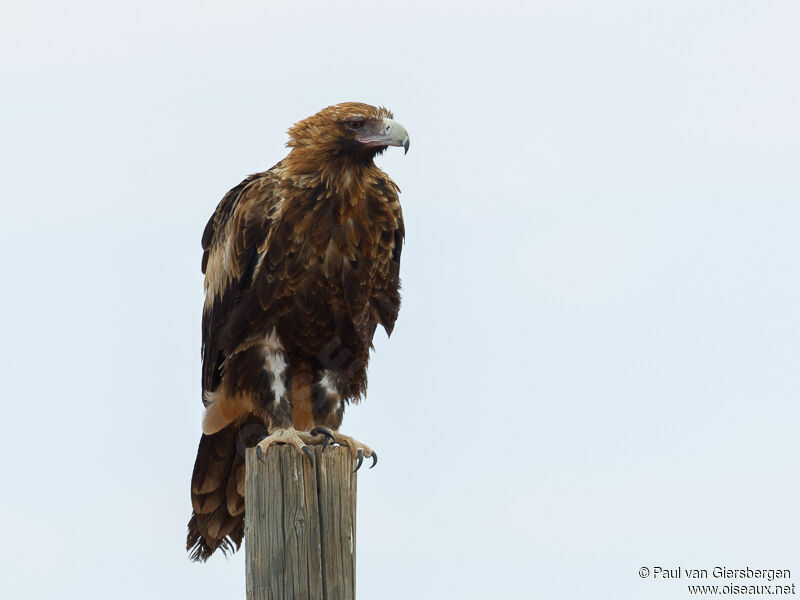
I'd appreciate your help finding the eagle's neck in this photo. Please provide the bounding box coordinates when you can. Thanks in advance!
[285,146,374,174]
[282,148,382,211]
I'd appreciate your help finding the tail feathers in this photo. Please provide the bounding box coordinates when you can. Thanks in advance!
[191,427,235,495]
[186,418,266,562]
[186,425,244,562]
[226,463,245,516]
[186,507,244,561]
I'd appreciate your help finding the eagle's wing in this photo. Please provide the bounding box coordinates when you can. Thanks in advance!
[189,170,297,561]
[370,183,405,338]
[190,173,278,562]
[200,170,288,398]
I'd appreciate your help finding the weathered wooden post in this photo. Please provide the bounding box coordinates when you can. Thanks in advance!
[245,445,357,600]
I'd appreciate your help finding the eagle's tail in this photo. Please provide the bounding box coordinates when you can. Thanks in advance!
[186,419,264,561]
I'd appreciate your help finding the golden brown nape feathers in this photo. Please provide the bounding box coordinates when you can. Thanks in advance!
[187,102,408,561]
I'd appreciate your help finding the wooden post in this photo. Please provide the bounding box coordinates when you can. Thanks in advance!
[245,445,357,600]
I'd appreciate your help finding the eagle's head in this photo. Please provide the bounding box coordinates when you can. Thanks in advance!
[286,102,410,162]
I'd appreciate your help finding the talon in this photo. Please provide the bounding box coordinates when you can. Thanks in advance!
[309,427,335,452]
[256,445,264,463]
[354,448,364,472]
[369,451,378,469]
[302,446,314,462]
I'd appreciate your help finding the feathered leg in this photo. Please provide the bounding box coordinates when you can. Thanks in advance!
[252,336,333,460]
[310,369,377,470]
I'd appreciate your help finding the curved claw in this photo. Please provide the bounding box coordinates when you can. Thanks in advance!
[353,448,364,472]
[369,451,378,469]
[302,446,314,462]
[309,427,335,452]
[256,445,265,463]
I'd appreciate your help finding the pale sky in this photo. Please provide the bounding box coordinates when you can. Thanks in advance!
[1,1,799,599]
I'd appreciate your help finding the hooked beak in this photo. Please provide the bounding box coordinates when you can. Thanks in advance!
[359,118,410,154]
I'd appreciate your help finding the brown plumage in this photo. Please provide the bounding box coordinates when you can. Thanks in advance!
[187,102,409,561]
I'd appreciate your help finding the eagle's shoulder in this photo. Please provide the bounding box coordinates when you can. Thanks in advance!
[201,167,284,274]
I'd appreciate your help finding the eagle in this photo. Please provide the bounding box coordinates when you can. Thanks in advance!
[187,102,409,561]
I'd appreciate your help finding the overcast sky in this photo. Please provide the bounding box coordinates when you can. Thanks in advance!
[1,1,799,599]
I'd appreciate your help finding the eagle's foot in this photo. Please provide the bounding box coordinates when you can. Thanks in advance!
[310,428,377,471]
[255,427,327,462]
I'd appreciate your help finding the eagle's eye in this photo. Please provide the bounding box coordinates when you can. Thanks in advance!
[345,120,365,131]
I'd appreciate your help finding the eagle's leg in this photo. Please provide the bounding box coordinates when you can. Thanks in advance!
[310,369,377,470]
[253,333,334,462]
